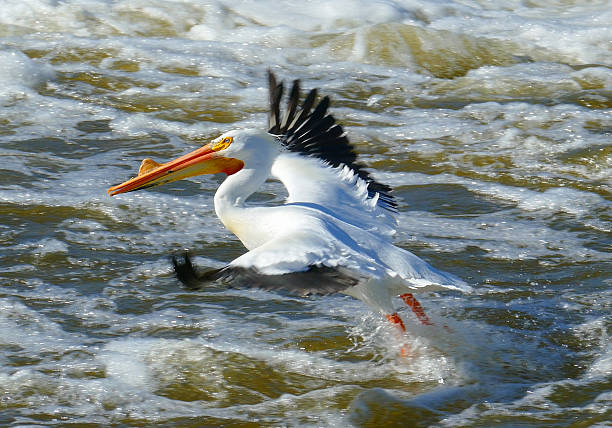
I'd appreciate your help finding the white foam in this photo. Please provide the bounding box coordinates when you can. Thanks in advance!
[98,339,157,389]
[28,237,69,256]
[588,341,612,380]
[0,49,55,103]
[0,299,79,353]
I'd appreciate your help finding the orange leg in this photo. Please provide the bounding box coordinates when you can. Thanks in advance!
[386,312,410,357]
[400,293,433,326]
[385,312,406,332]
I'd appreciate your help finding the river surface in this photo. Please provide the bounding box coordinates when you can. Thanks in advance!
[1,0,611,426]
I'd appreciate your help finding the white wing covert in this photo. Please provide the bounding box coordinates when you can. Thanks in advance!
[271,153,397,238]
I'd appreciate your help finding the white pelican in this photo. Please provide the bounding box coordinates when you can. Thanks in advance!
[108,71,470,337]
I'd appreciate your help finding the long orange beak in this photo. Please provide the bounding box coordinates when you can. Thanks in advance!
[108,144,244,196]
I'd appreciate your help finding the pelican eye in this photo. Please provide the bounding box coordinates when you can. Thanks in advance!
[212,136,233,151]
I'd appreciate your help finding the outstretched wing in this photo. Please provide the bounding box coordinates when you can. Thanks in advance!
[267,71,396,212]
[173,253,360,296]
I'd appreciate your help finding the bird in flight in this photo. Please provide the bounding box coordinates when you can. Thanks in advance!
[108,71,470,340]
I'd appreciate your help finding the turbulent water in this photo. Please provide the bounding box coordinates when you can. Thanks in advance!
[1,0,611,426]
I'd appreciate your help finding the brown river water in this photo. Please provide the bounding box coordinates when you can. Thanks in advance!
[0,1,611,426]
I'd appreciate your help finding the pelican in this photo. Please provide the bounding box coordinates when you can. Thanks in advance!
[108,71,470,336]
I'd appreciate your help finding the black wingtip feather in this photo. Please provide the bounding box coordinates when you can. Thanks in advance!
[268,70,284,134]
[173,253,227,290]
[173,253,362,296]
[266,71,397,212]
[280,79,300,131]
[172,253,202,290]
[287,88,317,131]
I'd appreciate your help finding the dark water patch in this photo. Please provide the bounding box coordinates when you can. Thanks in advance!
[75,119,112,134]
[145,417,260,428]
[346,385,506,428]
[296,329,356,353]
[114,294,155,316]
[378,156,448,176]
[0,169,34,185]
[2,136,175,178]
[557,141,612,167]
[547,378,612,409]
[63,70,148,92]
[0,118,18,137]
[396,183,515,216]
[563,90,612,110]
[0,203,123,240]
[349,388,443,427]
[5,137,67,155]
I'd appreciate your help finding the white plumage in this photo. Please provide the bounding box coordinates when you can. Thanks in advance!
[209,130,469,314]
[108,72,470,324]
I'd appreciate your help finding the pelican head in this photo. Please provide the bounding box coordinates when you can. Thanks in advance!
[108,129,279,197]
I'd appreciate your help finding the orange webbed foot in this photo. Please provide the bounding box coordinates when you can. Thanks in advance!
[385,312,411,356]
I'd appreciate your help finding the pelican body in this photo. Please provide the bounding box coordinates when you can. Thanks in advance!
[108,72,470,329]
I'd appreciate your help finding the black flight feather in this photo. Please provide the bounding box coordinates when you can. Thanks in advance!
[287,89,317,131]
[280,79,300,131]
[266,70,396,211]
[268,72,283,134]
[173,253,360,296]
